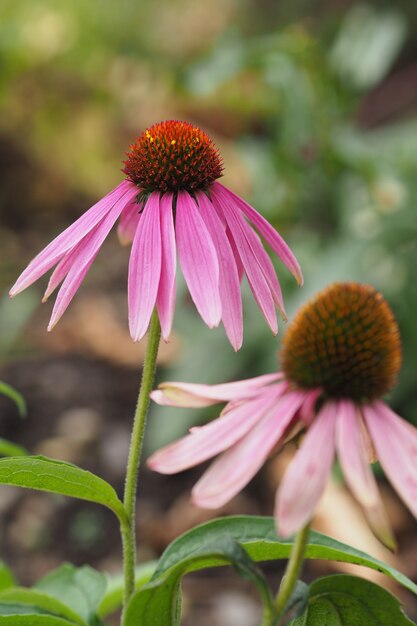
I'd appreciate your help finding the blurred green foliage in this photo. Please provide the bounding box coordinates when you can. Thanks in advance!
[0,0,416,449]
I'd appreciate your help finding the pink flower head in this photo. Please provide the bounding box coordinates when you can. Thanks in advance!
[9,120,302,349]
[148,282,411,548]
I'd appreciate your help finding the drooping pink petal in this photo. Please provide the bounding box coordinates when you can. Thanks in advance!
[117,196,141,245]
[10,180,136,296]
[151,372,284,407]
[336,400,395,549]
[47,190,135,329]
[156,193,176,341]
[128,192,162,342]
[298,388,321,426]
[42,246,83,302]
[226,229,244,282]
[147,387,284,475]
[276,401,337,537]
[176,191,221,328]
[213,181,303,286]
[192,390,305,509]
[363,401,417,520]
[212,188,277,334]
[196,191,243,350]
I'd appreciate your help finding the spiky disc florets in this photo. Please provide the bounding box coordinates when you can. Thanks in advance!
[280,282,401,401]
[122,120,223,193]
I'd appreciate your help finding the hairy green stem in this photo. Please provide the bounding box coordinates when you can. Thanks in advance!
[274,523,310,623]
[121,310,161,616]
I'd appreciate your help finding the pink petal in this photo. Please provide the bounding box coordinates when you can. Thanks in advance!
[156,193,176,341]
[363,401,417,520]
[227,229,245,282]
[151,372,284,407]
[147,387,284,475]
[176,192,221,328]
[276,401,337,537]
[336,400,394,549]
[128,192,162,342]
[117,196,141,245]
[298,388,322,426]
[196,191,243,350]
[212,189,277,334]
[192,389,305,509]
[47,191,133,329]
[10,180,136,296]
[213,182,303,286]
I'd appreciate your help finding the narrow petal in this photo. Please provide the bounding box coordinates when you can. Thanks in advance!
[147,387,283,474]
[226,229,244,282]
[128,192,162,342]
[196,191,243,350]
[117,196,141,245]
[363,401,417,520]
[152,373,284,407]
[192,390,305,509]
[47,191,133,329]
[213,181,303,286]
[336,400,395,549]
[10,180,136,296]
[156,193,176,341]
[276,402,337,537]
[298,388,321,426]
[212,189,277,333]
[176,192,221,328]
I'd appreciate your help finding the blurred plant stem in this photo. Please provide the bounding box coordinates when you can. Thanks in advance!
[274,523,310,624]
[121,310,161,617]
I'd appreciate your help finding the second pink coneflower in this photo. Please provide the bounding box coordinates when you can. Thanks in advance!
[9,120,302,350]
[148,283,412,548]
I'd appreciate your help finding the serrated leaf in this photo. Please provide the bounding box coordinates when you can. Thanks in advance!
[0,456,127,524]
[0,438,27,457]
[124,536,274,626]
[97,561,157,618]
[0,382,26,417]
[0,589,86,625]
[0,562,16,591]
[153,516,417,595]
[36,565,106,626]
[289,575,416,625]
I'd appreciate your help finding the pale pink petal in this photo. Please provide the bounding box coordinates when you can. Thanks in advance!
[117,196,141,245]
[192,390,305,509]
[156,193,176,341]
[147,387,284,474]
[336,400,394,549]
[298,388,321,426]
[276,401,337,537]
[212,189,277,334]
[47,191,133,329]
[10,180,136,296]
[196,191,243,350]
[226,229,244,282]
[152,372,284,407]
[128,192,162,342]
[42,246,82,302]
[176,192,221,328]
[363,401,417,519]
[213,181,303,286]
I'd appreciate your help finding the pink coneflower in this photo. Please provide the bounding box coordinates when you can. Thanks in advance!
[148,282,412,547]
[9,120,302,349]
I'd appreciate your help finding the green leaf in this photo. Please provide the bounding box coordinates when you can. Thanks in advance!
[124,537,274,626]
[289,575,416,625]
[0,616,77,626]
[36,565,106,626]
[0,382,26,417]
[0,589,85,625]
[0,438,27,457]
[97,561,157,618]
[0,456,127,524]
[0,562,16,591]
[153,516,417,595]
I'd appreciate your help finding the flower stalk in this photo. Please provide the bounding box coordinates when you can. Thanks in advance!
[121,309,161,614]
[274,523,310,623]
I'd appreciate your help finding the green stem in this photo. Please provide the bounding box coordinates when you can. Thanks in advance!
[274,523,310,624]
[121,310,161,616]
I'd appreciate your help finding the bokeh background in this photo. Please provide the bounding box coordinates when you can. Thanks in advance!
[1,0,417,624]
